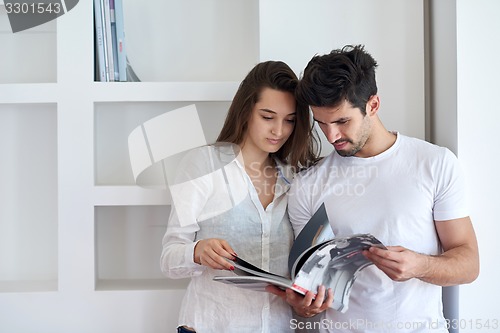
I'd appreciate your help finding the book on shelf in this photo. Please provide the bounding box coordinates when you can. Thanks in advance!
[94,0,138,82]
[94,0,109,81]
[113,0,128,81]
[213,204,386,313]
[102,0,115,81]
[109,0,120,80]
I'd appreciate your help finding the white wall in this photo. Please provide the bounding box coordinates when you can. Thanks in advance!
[260,0,426,153]
[456,1,500,331]
[427,1,460,328]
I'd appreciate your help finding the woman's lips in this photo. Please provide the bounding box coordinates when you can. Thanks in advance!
[267,138,281,145]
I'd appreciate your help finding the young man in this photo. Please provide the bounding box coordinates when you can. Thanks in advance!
[269,45,479,332]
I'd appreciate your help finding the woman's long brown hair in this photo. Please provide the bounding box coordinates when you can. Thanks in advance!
[216,61,318,170]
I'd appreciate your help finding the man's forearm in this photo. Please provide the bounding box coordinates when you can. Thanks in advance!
[418,244,479,286]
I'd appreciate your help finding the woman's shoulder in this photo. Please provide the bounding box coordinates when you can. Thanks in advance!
[175,143,241,180]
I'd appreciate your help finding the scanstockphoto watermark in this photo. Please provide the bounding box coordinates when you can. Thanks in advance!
[293,179,367,197]
[289,164,380,198]
[245,163,380,198]
[290,318,500,331]
[3,0,79,33]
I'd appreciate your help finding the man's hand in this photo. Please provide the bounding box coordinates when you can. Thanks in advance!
[194,238,237,270]
[364,217,480,286]
[363,246,428,282]
[266,285,334,317]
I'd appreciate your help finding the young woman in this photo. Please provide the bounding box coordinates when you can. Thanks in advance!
[160,61,318,332]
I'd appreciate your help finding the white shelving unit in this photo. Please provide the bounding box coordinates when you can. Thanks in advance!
[0,1,426,331]
[0,1,246,331]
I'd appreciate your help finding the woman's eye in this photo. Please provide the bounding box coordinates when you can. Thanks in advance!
[286,118,296,123]
[262,116,273,120]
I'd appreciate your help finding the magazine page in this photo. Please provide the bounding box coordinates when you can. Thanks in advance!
[287,203,334,275]
[290,240,329,280]
[212,275,293,292]
[231,257,286,279]
[291,234,385,313]
[213,257,293,291]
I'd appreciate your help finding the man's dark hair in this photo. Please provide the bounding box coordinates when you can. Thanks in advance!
[296,45,378,115]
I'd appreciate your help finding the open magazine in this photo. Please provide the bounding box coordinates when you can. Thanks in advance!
[213,204,386,313]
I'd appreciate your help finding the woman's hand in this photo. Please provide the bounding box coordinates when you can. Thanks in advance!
[266,285,333,318]
[287,285,334,317]
[194,238,237,270]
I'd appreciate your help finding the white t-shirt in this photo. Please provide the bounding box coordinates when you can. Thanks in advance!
[161,144,295,333]
[288,133,468,333]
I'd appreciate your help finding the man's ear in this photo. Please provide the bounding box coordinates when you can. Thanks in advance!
[366,95,380,116]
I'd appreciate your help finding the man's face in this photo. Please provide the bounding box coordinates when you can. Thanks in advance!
[311,99,372,157]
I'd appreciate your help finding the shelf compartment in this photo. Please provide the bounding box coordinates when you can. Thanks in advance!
[0,103,58,293]
[0,5,57,84]
[121,0,259,82]
[94,101,230,186]
[95,205,189,291]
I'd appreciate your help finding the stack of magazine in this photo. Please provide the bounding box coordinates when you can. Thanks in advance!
[93,0,139,82]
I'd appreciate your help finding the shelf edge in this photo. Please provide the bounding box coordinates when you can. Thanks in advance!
[91,81,239,102]
[0,83,58,104]
[93,185,170,206]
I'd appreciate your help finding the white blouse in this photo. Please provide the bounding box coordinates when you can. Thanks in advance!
[161,144,295,333]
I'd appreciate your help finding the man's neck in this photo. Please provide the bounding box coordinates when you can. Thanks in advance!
[356,121,397,158]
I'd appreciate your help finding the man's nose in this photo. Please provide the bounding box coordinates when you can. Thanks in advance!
[325,125,341,143]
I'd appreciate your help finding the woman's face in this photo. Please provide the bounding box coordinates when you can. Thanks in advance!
[243,87,296,155]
